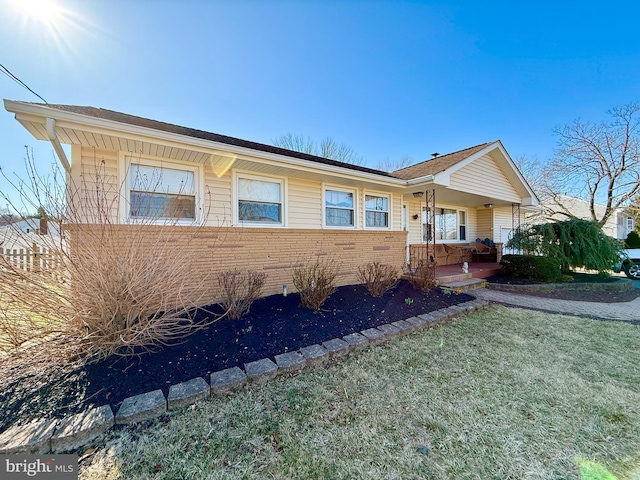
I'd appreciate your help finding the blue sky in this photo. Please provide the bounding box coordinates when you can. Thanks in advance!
[1,0,639,211]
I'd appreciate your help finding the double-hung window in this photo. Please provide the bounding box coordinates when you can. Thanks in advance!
[129,162,197,220]
[237,175,283,225]
[325,188,355,227]
[365,194,389,228]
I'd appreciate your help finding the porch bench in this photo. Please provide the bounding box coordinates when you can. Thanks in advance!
[443,244,472,264]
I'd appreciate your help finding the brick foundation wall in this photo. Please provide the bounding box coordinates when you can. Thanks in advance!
[69,225,407,303]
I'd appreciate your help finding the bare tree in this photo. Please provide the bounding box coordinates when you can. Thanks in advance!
[514,155,546,198]
[376,155,413,173]
[543,102,640,227]
[272,133,364,165]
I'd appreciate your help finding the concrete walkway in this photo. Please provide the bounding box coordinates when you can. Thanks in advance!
[472,288,640,322]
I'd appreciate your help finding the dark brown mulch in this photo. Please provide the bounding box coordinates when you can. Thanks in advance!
[485,273,640,303]
[0,281,473,433]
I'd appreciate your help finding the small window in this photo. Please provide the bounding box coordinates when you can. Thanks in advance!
[365,194,389,228]
[237,176,283,224]
[130,164,196,220]
[459,210,466,241]
[325,188,355,227]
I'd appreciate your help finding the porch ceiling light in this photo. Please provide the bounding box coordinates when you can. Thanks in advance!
[484,203,493,208]
[412,191,424,198]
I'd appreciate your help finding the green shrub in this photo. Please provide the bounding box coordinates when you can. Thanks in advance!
[357,262,399,297]
[500,254,563,283]
[292,257,339,311]
[625,231,640,248]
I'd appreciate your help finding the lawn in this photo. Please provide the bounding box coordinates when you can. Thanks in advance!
[78,305,640,479]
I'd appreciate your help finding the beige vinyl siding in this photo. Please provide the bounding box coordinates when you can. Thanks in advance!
[406,199,424,245]
[74,146,120,222]
[289,178,322,228]
[493,207,513,245]
[390,193,402,231]
[476,207,493,241]
[203,169,232,227]
[465,207,478,242]
[450,154,520,203]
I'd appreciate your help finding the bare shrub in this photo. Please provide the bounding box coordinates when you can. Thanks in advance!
[403,258,437,292]
[357,261,399,297]
[217,270,267,320]
[292,256,339,312]
[0,149,222,363]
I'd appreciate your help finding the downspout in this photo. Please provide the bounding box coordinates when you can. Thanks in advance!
[45,118,71,173]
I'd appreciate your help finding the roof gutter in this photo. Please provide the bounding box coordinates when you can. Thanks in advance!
[405,174,435,185]
[45,118,71,173]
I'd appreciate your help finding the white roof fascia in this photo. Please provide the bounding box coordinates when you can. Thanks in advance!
[493,141,540,206]
[5,100,407,189]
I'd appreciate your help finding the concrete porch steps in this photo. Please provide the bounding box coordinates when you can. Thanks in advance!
[439,278,487,292]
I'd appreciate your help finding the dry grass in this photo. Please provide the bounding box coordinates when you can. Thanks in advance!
[79,306,640,479]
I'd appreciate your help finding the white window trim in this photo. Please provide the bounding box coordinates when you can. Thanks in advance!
[119,153,204,225]
[422,205,468,243]
[363,190,391,230]
[323,184,357,229]
[233,170,287,228]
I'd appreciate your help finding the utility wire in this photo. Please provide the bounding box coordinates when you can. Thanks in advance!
[0,62,48,104]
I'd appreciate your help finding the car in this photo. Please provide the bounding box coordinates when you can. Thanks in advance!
[613,248,640,279]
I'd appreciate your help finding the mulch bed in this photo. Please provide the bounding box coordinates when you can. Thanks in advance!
[485,273,640,303]
[0,281,473,432]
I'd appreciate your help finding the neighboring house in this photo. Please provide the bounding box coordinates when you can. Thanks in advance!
[0,217,62,250]
[529,195,635,240]
[4,100,539,297]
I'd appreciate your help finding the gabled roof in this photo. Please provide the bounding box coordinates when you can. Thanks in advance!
[391,142,493,179]
[16,102,394,178]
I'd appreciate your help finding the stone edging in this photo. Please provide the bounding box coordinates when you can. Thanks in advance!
[486,277,632,294]
[0,299,489,455]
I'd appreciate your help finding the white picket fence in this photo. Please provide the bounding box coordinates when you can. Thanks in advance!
[1,243,64,275]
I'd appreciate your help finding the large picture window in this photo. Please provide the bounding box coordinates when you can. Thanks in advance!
[325,188,355,227]
[237,175,283,224]
[365,194,389,228]
[422,207,467,242]
[129,163,196,220]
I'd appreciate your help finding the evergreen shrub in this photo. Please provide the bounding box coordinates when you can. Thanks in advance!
[500,254,563,283]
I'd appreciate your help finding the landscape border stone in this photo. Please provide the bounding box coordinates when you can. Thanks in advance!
[275,351,306,373]
[322,338,350,359]
[0,299,486,454]
[168,377,210,410]
[486,277,632,293]
[210,366,247,396]
[300,344,330,366]
[0,418,58,454]
[51,405,114,453]
[342,332,369,349]
[244,358,278,383]
[361,327,386,344]
[115,389,166,425]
